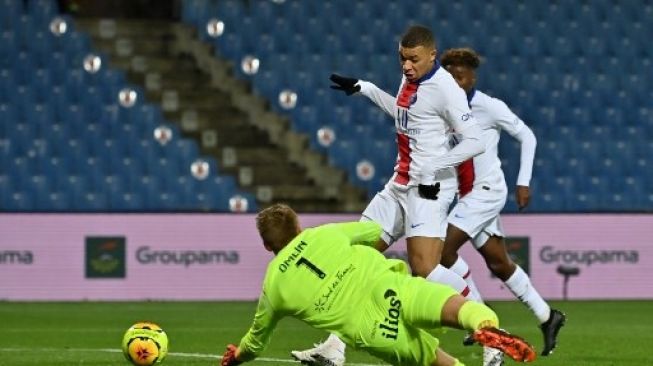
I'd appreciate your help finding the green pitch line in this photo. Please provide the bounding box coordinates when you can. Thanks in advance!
[0,347,386,365]
[1,300,652,365]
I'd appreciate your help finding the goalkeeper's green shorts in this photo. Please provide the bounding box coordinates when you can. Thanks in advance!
[352,272,459,366]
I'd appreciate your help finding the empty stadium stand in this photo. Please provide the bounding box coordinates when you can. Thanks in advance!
[180,0,652,212]
[1,0,651,213]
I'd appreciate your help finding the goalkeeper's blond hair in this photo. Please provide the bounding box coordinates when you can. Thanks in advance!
[256,204,300,253]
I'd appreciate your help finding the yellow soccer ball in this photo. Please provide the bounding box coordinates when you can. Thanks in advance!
[122,322,169,365]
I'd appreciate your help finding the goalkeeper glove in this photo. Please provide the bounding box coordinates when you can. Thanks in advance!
[221,344,242,366]
[418,182,440,200]
[329,74,360,95]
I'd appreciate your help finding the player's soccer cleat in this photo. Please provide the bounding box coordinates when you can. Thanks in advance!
[462,332,475,346]
[290,341,345,366]
[473,327,537,363]
[540,308,566,356]
[290,347,317,364]
[483,346,504,366]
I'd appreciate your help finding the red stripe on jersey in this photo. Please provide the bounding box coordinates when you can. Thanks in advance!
[457,158,475,197]
[397,81,419,108]
[394,133,411,185]
[394,81,419,185]
[461,286,471,297]
[463,270,471,279]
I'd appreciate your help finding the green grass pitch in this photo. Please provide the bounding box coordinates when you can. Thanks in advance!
[1,300,650,365]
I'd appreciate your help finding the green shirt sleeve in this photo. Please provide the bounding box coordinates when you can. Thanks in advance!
[237,290,281,361]
[329,221,382,247]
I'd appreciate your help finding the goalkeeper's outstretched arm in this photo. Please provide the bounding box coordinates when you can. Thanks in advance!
[329,221,383,247]
[223,292,281,365]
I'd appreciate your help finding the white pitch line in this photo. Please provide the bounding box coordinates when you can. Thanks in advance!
[0,347,385,365]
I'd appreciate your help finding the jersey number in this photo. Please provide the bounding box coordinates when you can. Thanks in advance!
[296,257,326,279]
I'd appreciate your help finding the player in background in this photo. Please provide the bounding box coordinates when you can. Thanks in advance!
[439,47,566,357]
[219,204,537,366]
[292,25,495,366]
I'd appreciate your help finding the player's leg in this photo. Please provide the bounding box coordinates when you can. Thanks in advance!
[441,294,536,363]
[433,348,465,366]
[405,186,477,300]
[362,185,405,250]
[440,223,484,302]
[356,275,462,366]
[291,188,404,366]
[477,234,566,356]
[443,190,505,303]
[403,277,536,363]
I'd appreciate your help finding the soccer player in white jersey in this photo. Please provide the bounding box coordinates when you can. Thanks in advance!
[292,26,490,366]
[439,47,566,357]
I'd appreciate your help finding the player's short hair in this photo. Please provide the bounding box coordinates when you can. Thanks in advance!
[400,25,436,49]
[440,48,481,69]
[256,203,299,251]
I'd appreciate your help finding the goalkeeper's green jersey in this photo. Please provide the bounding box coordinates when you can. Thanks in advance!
[238,221,409,360]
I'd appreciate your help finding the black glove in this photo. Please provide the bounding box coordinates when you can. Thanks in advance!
[418,182,440,200]
[329,74,360,95]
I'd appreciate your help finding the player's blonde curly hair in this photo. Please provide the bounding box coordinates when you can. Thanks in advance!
[256,203,300,252]
[441,48,481,69]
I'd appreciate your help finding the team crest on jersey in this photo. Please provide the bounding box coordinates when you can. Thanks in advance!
[409,94,417,105]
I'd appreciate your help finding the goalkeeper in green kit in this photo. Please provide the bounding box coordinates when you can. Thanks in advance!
[220,204,536,366]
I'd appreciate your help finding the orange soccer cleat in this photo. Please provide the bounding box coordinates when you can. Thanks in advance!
[473,327,537,363]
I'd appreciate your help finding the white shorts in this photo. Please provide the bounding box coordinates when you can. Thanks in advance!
[361,180,456,246]
[448,185,507,249]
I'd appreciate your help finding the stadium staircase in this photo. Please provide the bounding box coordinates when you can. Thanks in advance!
[74,18,367,212]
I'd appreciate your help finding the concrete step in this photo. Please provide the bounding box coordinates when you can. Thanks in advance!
[90,38,173,58]
[76,19,174,39]
[176,115,271,148]
[256,184,327,201]
[221,165,313,186]
[209,147,292,166]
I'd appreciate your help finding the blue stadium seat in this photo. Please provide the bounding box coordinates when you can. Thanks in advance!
[132,175,159,209]
[216,0,244,25]
[0,68,16,102]
[144,190,179,211]
[43,190,69,210]
[27,174,50,209]
[196,174,237,206]
[166,138,200,167]
[5,191,33,210]
[62,31,91,59]
[291,105,319,134]
[0,32,18,68]
[181,0,208,28]
[362,138,395,172]
[0,174,11,203]
[328,139,360,174]
[26,0,59,24]
[73,191,107,211]
[280,1,305,28]
[0,103,17,136]
[110,191,143,211]
[252,70,280,101]
[0,0,23,30]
